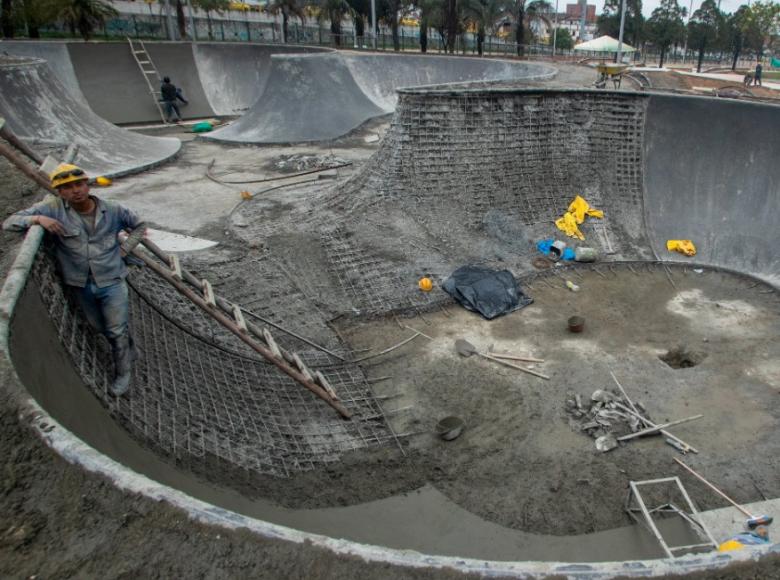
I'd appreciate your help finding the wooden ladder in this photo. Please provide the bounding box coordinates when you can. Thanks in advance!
[127,37,166,123]
[128,237,352,420]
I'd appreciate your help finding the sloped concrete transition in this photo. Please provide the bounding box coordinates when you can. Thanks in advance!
[0,42,778,578]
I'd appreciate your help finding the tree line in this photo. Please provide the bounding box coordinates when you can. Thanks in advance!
[1,0,777,71]
[599,0,780,71]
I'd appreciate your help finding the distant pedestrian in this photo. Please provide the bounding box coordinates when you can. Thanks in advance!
[160,76,182,123]
[754,62,763,87]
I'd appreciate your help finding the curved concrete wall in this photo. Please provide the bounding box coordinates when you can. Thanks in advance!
[644,94,780,285]
[0,58,180,177]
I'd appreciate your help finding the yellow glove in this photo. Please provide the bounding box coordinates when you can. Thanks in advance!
[666,240,696,256]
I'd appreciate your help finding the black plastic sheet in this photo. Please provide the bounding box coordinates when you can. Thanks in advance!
[442,265,533,320]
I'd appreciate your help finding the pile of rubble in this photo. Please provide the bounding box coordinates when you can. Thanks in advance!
[565,388,700,454]
[273,154,348,173]
[565,389,648,452]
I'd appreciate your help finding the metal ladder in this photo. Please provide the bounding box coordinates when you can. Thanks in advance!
[625,477,719,558]
[127,37,166,123]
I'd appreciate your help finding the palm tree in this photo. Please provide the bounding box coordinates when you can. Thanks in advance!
[688,0,722,72]
[317,0,354,46]
[56,0,118,40]
[267,0,306,43]
[463,0,505,55]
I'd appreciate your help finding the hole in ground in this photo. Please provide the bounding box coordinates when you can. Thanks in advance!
[659,346,708,369]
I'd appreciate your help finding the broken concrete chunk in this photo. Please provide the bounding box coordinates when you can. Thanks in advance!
[595,433,619,452]
[591,389,615,403]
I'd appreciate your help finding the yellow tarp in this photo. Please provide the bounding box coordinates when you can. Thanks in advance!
[555,195,604,240]
[666,239,697,256]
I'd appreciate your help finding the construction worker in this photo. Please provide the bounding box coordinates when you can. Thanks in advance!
[3,163,146,396]
[718,525,771,551]
[160,76,183,123]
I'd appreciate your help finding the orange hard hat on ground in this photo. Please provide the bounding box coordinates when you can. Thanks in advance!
[418,277,433,292]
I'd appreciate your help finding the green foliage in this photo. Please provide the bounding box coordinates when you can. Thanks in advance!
[598,0,644,46]
[462,0,506,53]
[646,0,685,65]
[54,0,118,40]
[265,0,305,42]
[554,26,573,49]
[688,0,723,71]
[191,0,230,12]
[742,0,780,56]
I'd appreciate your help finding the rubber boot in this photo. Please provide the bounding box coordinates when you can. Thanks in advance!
[110,335,133,397]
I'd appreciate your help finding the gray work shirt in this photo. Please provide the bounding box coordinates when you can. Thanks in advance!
[3,194,142,288]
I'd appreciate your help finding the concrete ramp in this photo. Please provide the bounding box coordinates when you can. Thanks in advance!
[205,52,557,144]
[205,52,386,143]
[193,43,326,115]
[0,57,180,177]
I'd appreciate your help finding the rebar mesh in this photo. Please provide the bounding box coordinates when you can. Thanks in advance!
[31,252,399,478]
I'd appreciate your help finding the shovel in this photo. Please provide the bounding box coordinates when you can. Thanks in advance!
[455,339,550,380]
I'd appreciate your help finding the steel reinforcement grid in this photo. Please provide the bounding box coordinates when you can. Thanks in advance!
[30,252,401,479]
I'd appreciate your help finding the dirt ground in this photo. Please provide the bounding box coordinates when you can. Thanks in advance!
[2,66,780,579]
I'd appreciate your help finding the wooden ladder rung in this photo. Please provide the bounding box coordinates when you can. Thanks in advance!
[315,371,338,400]
[201,279,216,307]
[291,353,313,382]
[168,254,182,279]
[262,328,282,358]
[232,304,247,332]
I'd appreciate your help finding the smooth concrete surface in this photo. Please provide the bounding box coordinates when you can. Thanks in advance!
[193,43,325,115]
[644,94,780,285]
[67,42,216,124]
[204,52,386,143]
[205,52,557,143]
[0,57,180,177]
[0,40,88,102]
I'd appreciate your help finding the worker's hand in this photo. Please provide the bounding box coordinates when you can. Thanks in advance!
[34,216,67,236]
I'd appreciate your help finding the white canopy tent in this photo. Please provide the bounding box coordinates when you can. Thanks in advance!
[574,35,636,53]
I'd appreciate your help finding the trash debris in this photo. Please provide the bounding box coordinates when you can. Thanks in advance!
[555,195,604,240]
[536,239,575,261]
[418,277,433,292]
[666,239,697,257]
[274,153,347,173]
[565,388,652,451]
[240,190,252,200]
[364,134,380,143]
[574,247,598,262]
[565,280,580,292]
[693,268,704,274]
[191,121,214,133]
[443,265,532,320]
[718,527,771,552]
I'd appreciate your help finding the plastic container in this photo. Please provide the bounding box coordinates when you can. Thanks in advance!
[574,247,598,262]
[565,280,580,292]
[436,416,465,441]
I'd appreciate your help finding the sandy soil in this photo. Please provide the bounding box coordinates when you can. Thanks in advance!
[1,65,779,578]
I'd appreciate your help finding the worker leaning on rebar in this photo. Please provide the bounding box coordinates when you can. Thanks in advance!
[3,163,146,397]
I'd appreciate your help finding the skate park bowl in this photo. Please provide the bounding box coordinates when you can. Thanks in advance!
[1,42,779,577]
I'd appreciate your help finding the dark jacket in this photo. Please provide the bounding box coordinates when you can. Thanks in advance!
[161,81,178,102]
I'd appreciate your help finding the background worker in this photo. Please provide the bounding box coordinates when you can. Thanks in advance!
[754,62,763,87]
[160,76,183,123]
[3,163,146,396]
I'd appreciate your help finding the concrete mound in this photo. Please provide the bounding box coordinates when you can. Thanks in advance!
[0,57,180,177]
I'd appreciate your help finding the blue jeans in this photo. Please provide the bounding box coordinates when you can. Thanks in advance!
[71,279,129,341]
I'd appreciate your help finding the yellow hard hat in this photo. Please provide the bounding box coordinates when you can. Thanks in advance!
[95,176,112,187]
[418,277,433,292]
[50,163,88,189]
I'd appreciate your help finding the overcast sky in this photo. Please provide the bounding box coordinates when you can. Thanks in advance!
[592,0,747,17]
